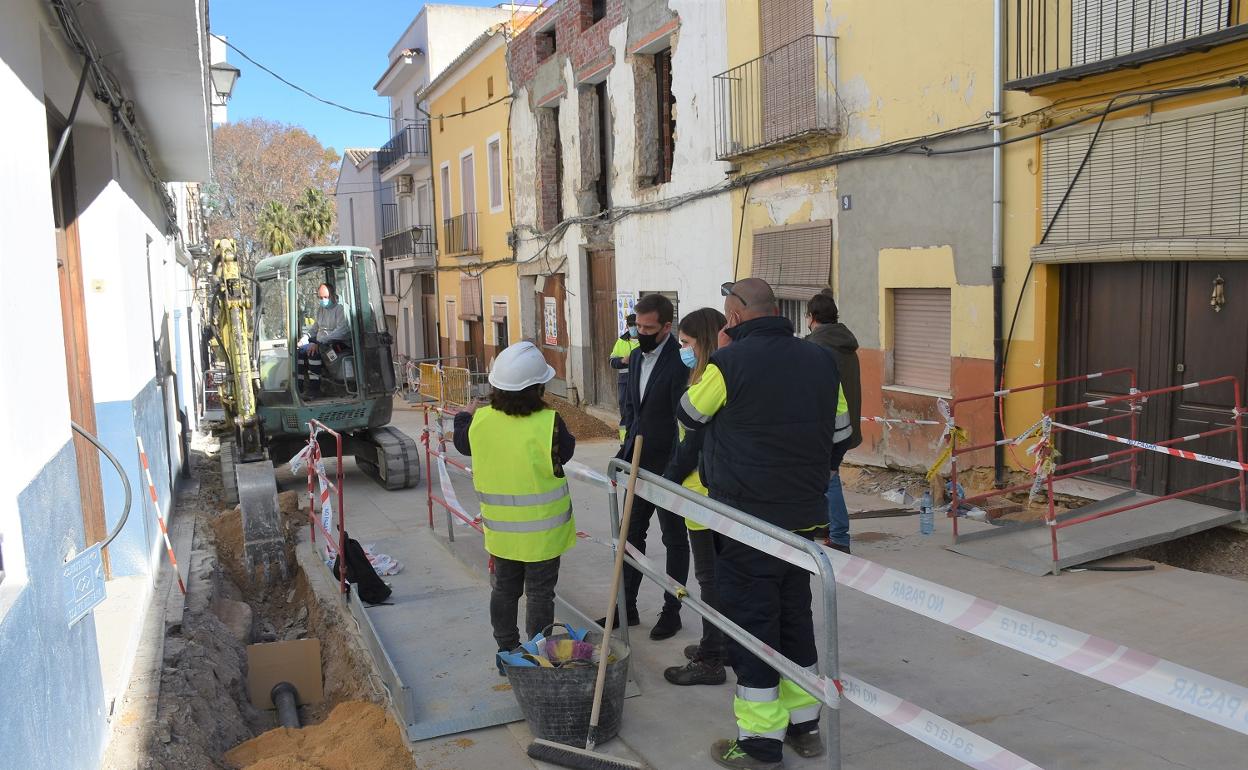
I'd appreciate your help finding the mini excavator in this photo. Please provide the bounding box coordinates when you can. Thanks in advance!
[205,239,421,582]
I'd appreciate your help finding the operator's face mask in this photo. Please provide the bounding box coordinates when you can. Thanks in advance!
[320,297,332,308]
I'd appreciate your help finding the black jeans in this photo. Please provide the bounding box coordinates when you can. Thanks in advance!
[689,528,725,663]
[490,556,561,651]
[622,497,690,615]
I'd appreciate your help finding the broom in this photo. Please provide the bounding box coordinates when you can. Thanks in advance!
[526,436,646,770]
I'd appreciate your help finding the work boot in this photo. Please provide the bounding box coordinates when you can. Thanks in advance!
[710,739,781,770]
[664,658,726,686]
[824,538,851,555]
[684,643,703,661]
[650,607,682,640]
[594,606,640,629]
[785,724,826,758]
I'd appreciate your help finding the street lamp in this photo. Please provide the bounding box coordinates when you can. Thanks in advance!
[209,62,241,105]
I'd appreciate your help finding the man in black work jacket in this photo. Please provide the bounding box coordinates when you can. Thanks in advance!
[599,293,690,640]
[679,278,840,769]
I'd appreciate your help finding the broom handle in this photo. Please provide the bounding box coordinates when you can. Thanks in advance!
[586,436,643,750]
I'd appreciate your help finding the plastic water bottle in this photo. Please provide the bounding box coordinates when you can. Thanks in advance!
[920,491,934,536]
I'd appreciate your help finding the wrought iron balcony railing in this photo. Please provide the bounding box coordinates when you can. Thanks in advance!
[442,213,481,255]
[382,225,435,261]
[712,35,838,160]
[1007,0,1247,89]
[378,122,431,171]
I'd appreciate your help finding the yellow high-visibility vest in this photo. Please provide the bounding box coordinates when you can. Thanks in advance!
[468,406,576,562]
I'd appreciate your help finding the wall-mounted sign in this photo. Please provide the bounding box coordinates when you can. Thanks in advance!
[615,293,636,335]
[543,296,559,346]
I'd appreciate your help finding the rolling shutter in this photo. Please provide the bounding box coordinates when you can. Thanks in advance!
[892,288,951,392]
[458,276,482,320]
[751,220,832,300]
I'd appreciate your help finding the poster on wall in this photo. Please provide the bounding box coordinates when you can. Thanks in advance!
[615,293,636,335]
[543,296,559,346]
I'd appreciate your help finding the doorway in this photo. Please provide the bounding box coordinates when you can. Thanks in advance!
[588,250,618,406]
[1060,260,1248,509]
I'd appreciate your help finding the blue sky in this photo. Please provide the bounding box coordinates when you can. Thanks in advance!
[210,0,499,154]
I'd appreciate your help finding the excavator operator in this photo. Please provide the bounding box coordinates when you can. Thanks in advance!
[298,282,350,399]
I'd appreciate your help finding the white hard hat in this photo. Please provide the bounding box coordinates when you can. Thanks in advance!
[488,340,555,391]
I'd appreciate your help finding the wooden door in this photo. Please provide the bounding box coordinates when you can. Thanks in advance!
[50,125,108,573]
[589,250,617,406]
[1165,261,1248,509]
[467,321,485,372]
[536,273,568,380]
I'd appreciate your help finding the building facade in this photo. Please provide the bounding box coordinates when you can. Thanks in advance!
[334,149,391,329]
[0,0,212,765]
[1000,0,1248,506]
[374,3,520,362]
[508,0,733,405]
[427,26,526,370]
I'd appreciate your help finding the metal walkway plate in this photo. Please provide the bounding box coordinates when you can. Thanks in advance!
[948,490,1244,575]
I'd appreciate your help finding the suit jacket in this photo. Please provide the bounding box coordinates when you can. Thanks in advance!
[617,334,685,472]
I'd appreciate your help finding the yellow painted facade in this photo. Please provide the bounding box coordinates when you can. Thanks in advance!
[428,34,521,367]
[998,5,1248,442]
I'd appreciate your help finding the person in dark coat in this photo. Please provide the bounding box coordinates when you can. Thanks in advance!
[805,289,862,553]
[599,294,690,641]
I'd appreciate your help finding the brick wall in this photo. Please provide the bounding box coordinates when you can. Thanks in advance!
[509,0,624,92]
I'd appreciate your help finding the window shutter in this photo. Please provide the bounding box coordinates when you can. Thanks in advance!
[751,221,832,299]
[490,301,507,323]
[892,288,951,392]
[459,276,482,320]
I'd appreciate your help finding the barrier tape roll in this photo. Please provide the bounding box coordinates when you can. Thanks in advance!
[631,477,1248,737]
[624,542,1042,769]
[1053,421,1248,472]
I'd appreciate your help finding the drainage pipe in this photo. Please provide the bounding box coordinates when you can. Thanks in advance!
[271,682,301,729]
[70,420,131,550]
[991,0,1007,486]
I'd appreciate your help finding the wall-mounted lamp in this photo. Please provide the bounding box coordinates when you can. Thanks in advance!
[1211,274,1226,313]
[401,47,425,64]
[210,62,241,105]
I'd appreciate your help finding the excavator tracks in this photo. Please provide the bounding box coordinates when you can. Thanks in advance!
[356,425,421,490]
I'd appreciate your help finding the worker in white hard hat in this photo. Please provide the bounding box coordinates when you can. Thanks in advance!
[451,340,578,675]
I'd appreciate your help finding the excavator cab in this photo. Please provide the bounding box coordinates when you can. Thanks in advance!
[248,246,420,489]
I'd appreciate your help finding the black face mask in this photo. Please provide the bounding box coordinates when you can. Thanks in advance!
[636,331,660,353]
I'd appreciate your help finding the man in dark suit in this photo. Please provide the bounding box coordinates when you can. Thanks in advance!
[599,293,690,640]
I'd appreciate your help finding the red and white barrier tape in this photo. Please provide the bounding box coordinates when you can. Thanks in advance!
[630,476,1248,737]
[1053,421,1248,472]
[136,437,186,595]
[624,543,1041,770]
[861,416,944,426]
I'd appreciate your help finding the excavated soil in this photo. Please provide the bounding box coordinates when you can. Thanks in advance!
[548,396,619,441]
[125,433,412,770]
[1130,527,1248,581]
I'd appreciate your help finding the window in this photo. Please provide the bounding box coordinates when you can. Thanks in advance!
[393,108,401,135]
[595,81,611,211]
[487,76,495,99]
[460,150,476,215]
[891,288,951,392]
[439,163,452,219]
[591,0,607,24]
[537,27,557,62]
[777,299,808,336]
[539,107,564,230]
[655,48,675,184]
[487,136,504,213]
[491,300,510,350]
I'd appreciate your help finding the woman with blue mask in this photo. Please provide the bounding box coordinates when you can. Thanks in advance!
[661,307,728,687]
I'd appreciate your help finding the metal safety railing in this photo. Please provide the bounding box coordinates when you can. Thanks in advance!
[948,368,1139,542]
[605,459,844,769]
[304,419,347,595]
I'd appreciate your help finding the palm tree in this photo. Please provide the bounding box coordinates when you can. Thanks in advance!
[257,201,295,255]
[294,187,334,246]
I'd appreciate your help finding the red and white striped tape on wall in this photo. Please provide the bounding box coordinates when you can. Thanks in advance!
[136,437,186,595]
[1053,421,1248,472]
[631,476,1248,738]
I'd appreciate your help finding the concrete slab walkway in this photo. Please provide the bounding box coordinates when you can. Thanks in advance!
[287,403,1248,769]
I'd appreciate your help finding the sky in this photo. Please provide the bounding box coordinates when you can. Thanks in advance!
[210,0,501,155]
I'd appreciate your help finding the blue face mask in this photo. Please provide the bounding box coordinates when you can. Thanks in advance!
[679,347,698,369]
[320,298,332,308]
[628,327,638,339]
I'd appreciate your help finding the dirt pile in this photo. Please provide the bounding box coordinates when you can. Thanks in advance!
[1131,527,1248,580]
[224,701,412,770]
[548,396,619,441]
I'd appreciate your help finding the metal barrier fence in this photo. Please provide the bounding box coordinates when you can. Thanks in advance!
[304,419,347,595]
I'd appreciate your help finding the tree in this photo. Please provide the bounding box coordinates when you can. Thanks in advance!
[206,118,339,272]
[257,201,295,256]
[294,187,334,246]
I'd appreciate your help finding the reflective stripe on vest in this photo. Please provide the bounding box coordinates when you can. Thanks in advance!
[480,504,572,533]
[468,405,576,562]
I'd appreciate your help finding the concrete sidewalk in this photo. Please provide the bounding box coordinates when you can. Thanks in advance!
[294,404,1248,769]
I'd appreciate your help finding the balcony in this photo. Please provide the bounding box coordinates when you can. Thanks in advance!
[382,225,435,262]
[442,213,481,256]
[378,122,431,173]
[712,35,838,161]
[1006,0,1248,91]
